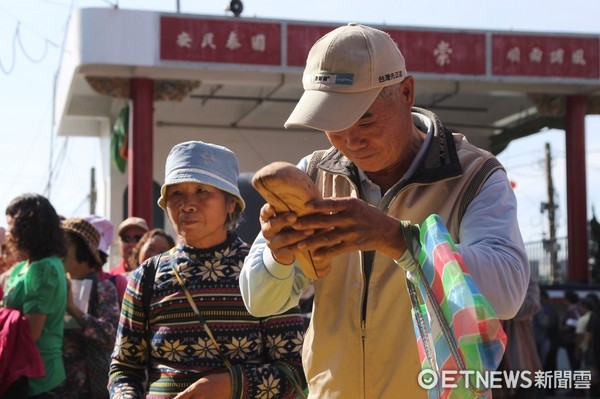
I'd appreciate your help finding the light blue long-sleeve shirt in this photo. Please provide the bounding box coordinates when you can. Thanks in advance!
[240,116,529,320]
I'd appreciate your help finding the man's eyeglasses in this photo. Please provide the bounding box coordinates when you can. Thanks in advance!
[121,234,143,244]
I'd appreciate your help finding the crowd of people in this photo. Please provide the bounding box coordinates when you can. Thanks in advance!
[0,139,308,399]
[0,197,175,398]
[496,277,600,399]
[532,289,600,398]
[0,22,599,399]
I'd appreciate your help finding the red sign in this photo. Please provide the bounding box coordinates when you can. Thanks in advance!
[160,16,282,65]
[160,16,600,80]
[387,29,486,75]
[287,24,338,67]
[287,25,485,75]
[492,34,599,78]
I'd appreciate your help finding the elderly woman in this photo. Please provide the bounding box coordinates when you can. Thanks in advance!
[127,228,175,271]
[3,194,67,398]
[61,218,120,399]
[109,141,306,399]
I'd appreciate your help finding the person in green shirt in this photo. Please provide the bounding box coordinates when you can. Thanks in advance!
[3,194,68,398]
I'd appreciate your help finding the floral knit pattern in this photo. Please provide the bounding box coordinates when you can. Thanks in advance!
[108,234,306,399]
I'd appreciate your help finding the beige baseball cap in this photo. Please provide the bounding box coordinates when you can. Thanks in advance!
[285,23,408,133]
[118,216,149,235]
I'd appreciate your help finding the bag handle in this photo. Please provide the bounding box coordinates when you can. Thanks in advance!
[170,254,233,368]
[400,221,466,372]
[275,363,308,399]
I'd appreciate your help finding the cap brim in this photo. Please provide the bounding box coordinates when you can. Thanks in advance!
[284,87,382,132]
[157,177,246,212]
[63,227,103,266]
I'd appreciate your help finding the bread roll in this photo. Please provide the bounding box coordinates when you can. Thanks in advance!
[252,161,323,279]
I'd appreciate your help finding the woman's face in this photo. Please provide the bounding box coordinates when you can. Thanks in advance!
[62,238,77,274]
[166,182,235,249]
[138,234,173,264]
[4,216,21,255]
[5,215,15,242]
[0,244,21,273]
[63,237,89,279]
[0,218,24,270]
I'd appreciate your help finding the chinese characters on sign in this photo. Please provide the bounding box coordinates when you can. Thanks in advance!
[160,17,600,79]
[433,40,453,67]
[287,26,487,75]
[161,17,281,65]
[506,46,588,67]
[176,31,192,48]
[493,34,599,78]
[387,30,487,75]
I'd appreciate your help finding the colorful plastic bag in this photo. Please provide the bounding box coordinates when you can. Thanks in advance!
[401,214,507,399]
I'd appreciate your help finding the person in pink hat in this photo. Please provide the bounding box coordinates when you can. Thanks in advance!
[240,23,529,398]
[84,215,128,307]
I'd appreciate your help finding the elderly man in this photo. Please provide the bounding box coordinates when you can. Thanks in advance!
[109,216,148,277]
[239,23,529,399]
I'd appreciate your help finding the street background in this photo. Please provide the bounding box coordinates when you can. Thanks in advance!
[1,0,600,245]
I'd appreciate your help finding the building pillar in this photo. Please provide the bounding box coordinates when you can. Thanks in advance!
[565,95,588,283]
[128,78,154,227]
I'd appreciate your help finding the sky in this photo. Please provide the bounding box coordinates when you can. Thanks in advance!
[1,0,600,244]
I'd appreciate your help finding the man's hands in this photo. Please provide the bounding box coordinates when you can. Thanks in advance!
[260,197,406,276]
[174,370,232,399]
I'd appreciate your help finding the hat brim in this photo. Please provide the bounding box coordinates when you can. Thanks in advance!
[284,87,382,132]
[63,227,103,266]
[157,174,246,212]
[118,220,148,235]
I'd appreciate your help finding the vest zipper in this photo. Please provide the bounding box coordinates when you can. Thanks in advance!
[361,318,367,399]
[323,171,422,398]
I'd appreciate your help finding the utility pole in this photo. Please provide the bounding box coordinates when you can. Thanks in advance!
[89,167,97,215]
[542,142,559,282]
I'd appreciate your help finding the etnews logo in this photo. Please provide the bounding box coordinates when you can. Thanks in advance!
[418,369,592,390]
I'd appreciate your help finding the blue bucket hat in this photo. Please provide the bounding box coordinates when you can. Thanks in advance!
[157,141,246,211]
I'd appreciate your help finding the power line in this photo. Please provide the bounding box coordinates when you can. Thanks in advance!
[0,25,17,74]
[100,0,119,7]
[16,23,51,63]
[46,0,76,199]
[0,22,60,74]
[0,3,62,45]
[71,193,91,216]
[34,0,75,7]
[44,136,70,197]
[503,159,545,172]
